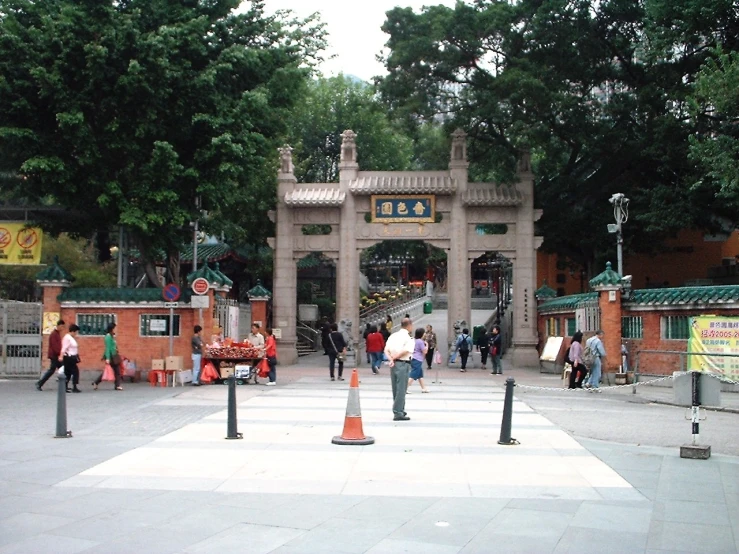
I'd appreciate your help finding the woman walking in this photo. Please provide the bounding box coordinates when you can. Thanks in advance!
[327,323,347,381]
[423,325,437,370]
[366,325,385,375]
[264,328,277,386]
[93,322,123,391]
[60,324,81,393]
[407,327,429,393]
[568,331,586,388]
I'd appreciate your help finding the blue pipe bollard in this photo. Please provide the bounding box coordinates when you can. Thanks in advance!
[54,373,72,438]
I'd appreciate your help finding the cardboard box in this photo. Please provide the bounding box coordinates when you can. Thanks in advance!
[165,356,183,370]
[220,366,234,379]
[176,369,193,384]
[151,359,165,370]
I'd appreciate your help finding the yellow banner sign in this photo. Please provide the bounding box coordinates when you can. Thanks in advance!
[0,223,43,265]
[687,315,739,381]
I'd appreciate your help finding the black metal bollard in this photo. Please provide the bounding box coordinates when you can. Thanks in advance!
[498,377,518,445]
[691,370,700,440]
[225,374,243,440]
[54,373,72,438]
[680,371,710,459]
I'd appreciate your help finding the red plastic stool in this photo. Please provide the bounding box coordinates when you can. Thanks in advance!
[149,369,167,387]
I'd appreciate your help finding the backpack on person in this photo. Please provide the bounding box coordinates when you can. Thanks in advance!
[457,334,470,353]
[581,339,597,367]
[564,346,572,366]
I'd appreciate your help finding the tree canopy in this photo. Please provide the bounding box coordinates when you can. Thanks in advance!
[377,0,739,271]
[285,74,414,183]
[0,0,326,284]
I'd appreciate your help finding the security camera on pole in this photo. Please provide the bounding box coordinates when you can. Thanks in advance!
[607,193,629,277]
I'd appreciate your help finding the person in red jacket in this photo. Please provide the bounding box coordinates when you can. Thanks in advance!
[36,320,65,391]
[264,328,277,386]
[366,325,385,375]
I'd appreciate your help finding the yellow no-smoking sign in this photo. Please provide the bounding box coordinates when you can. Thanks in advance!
[0,223,43,265]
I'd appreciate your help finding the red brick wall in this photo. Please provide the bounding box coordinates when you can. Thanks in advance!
[58,306,198,372]
[625,308,739,375]
[538,304,739,375]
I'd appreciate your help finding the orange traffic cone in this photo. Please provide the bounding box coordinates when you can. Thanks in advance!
[332,369,375,445]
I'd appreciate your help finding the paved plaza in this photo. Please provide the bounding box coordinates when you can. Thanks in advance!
[0,310,737,553]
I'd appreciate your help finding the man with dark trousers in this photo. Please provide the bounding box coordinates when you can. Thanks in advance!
[36,320,65,391]
[384,317,415,421]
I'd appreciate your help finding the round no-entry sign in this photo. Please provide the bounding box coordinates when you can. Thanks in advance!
[162,283,181,302]
[192,277,209,295]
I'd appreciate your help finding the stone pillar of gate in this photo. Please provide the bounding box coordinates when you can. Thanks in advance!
[272,145,298,364]
[336,130,360,347]
[509,150,540,367]
[447,129,471,344]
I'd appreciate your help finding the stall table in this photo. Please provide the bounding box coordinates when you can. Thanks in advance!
[205,356,264,385]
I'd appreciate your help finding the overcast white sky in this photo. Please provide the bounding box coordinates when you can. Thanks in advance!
[262,0,456,82]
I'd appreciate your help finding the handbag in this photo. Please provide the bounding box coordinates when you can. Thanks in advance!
[257,358,270,378]
[102,363,115,382]
[433,350,442,365]
[328,333,345,362]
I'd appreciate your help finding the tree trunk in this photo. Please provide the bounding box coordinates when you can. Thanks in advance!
[167,249,181,285]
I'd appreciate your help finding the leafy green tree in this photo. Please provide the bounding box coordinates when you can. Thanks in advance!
[0,234,116,300]
[689,48,739,217]
[377,0,739,271]
[286,75,413,183]
[0,0,326,285]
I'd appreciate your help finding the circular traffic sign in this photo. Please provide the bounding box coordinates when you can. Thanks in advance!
[162,283,181,302]
[0,227,10,249]
[191,277,209,295]
[16,227,38,249]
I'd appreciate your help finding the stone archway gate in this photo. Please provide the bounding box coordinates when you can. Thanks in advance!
[268,129,542,366]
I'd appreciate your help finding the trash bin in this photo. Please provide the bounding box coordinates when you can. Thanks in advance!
[423,301,433,314]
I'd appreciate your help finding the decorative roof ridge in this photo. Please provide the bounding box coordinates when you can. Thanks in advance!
[187,263,226,286]
[627,284,739,305]
[535,280,557,299]
[36,256,74,284]
[589,261,622,288]
[212,262,233,288]
[58,287,192,303]
[247,279,271,299]
[538,291,598,312]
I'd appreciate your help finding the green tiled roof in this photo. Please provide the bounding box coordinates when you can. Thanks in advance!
[538,292,598,312]
[59,287,192,303]
[535,281,557,299]
[36,256,73,283]
[628,285,739,305]
[128,243,248,265]
[186,263,230,287]
[211,263,233,288]
[589,261,622,288]
[179,243,247,264]
[247,279,271,299]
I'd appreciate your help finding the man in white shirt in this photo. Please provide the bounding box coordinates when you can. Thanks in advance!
[384,317,415,421]
[248,323,265,349]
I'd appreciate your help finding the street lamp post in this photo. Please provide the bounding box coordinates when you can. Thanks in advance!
[608,193,630,276]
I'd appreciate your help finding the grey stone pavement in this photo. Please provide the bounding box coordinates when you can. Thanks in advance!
[0,309,737,553]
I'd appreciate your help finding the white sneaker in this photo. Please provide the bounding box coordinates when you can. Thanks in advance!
[266,382,276,386]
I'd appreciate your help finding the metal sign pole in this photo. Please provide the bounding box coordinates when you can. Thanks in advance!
[169,306,174,356]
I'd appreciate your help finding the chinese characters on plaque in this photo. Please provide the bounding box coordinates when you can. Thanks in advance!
[371,195,435,223]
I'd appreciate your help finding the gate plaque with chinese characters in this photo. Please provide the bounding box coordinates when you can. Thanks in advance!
[371,195,435,223]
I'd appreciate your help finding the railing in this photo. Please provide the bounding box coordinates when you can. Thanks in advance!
[296,321,319,350]
[359,288,426,323]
